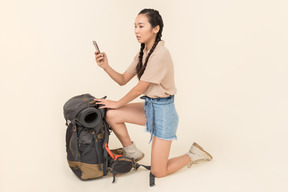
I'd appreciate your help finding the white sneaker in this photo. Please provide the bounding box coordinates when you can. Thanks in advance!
[187,142,213,167]
[123,142,144,162]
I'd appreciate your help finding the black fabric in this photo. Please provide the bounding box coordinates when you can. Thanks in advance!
[64,93,151,184]
[150,172,155,187]
[63,94,106,122]
[108,156,151,183]
[64,94,109,180]
[102,122,110,176]
[78,127,93,145]
[110,157,134,174]
[137,164,151,171]
[66,124,75,160]
[77,107,102,128]
[93,133,102,171]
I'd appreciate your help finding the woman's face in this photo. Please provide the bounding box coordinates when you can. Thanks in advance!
[134,14,158,45]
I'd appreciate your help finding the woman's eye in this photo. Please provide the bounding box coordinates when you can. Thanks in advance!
[140,26,144,28]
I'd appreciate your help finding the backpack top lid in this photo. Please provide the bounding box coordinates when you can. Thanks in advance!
[63,93,97,121]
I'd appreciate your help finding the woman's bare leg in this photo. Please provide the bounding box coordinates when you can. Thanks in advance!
[151,136,190,178]
[105,102,146,147]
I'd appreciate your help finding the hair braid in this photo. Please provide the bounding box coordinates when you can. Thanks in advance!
[136,9,164,80]
[137,36,161,79]
[136,43,145,78]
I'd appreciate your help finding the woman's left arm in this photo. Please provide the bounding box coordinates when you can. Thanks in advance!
[95,80,150,109]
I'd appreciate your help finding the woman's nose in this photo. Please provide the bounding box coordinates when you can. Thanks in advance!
[135,28,139,34]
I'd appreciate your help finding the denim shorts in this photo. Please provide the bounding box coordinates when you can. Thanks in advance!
[140,95,179,143]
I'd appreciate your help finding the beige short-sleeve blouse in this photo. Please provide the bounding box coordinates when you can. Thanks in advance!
[126,40,177,98]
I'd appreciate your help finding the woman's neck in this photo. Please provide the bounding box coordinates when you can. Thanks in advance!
[145,39,157,52]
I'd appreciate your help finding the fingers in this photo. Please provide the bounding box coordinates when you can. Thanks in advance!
[94,99,105,105]
[95,52,103,59]
[94,51,104,58]
[95,52,105,63]
[94,99,107,109]
[94,98,103,102]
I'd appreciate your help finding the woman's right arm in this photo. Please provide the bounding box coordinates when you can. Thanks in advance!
[95,51,135,86]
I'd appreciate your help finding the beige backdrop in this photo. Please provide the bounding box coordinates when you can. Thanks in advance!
[1,0,287,191]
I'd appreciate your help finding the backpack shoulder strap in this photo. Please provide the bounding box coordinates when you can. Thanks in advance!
[149,172,155,187]
[70,120,79,161]
[135,163,155,187]
[112,171,116,183]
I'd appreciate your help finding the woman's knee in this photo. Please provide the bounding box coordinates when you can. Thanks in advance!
[105,109,118,124]
[151,168,167,178]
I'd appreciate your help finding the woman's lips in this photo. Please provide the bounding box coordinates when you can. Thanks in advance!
[136,36,141,40]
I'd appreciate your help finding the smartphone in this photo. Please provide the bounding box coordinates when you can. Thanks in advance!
[93,40,103,62]
[92,41,101,53]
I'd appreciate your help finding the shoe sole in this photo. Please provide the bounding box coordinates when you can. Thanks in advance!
[135,153,145,162]
[193,142,213,162]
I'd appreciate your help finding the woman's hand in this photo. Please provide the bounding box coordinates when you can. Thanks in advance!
[95,51,109,70]
[94,99,121,109]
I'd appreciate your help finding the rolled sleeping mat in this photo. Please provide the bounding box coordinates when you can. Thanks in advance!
[76,107,102,128]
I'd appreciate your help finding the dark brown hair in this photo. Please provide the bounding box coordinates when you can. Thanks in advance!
[136,9,164,79]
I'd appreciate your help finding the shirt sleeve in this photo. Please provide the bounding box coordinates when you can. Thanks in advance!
[140,51,169,84]
[125,53,139,75]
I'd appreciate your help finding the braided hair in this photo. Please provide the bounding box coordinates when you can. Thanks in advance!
[136,9,164,79]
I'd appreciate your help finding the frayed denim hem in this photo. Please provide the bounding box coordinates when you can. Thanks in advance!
[145,127,177,143]
[153,135,177,142]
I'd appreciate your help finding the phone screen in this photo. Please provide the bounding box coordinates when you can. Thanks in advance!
[92,41,101,52]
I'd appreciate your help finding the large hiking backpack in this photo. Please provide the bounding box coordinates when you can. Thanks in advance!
[63,93,151,183]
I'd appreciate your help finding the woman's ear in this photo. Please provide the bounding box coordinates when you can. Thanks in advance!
[153,25,160,34]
